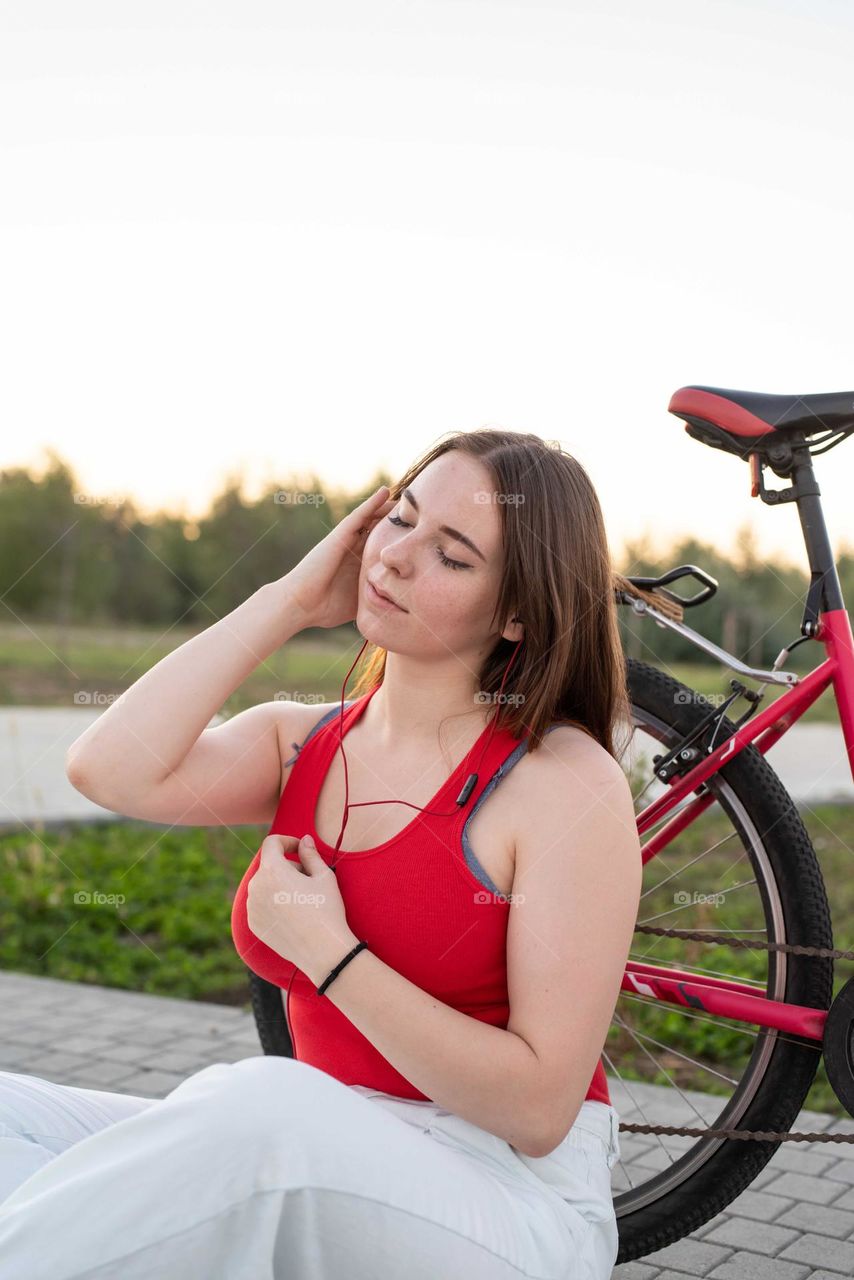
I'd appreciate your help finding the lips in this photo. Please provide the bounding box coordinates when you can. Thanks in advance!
[367,578,406,611]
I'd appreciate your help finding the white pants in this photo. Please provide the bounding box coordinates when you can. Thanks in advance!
[0,1056,621,1280]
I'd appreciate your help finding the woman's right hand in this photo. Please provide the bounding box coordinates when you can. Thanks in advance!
[283,485,397,630]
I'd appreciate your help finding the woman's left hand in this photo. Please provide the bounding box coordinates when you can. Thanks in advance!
[246,833,358,986]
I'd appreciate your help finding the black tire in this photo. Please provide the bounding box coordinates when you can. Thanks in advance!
[615,658,834,1263]
[248,969,292,1058]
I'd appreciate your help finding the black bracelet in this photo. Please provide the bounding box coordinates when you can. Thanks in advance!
[316,940,369,996]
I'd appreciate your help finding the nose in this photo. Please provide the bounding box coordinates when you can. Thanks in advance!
[378,536,412,576]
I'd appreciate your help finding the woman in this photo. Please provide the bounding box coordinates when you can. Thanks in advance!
[0,429,641,1279]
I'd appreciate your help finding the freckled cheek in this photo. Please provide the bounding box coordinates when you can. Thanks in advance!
[362,525,388,575]
[363,527,481,620]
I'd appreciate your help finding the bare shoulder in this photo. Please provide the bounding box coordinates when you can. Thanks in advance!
[272,699,342,792]
[273,699,341,756]
[277,698,341,738]
[505,724,637,857]
[508,723,631,805]
[537,724,630,791]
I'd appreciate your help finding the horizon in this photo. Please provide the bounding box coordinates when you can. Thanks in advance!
[2,0,853,567]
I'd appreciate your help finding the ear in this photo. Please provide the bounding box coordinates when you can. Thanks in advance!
[500,613,524,644]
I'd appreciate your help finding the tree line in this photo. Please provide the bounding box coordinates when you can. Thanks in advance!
[3,450,850,672]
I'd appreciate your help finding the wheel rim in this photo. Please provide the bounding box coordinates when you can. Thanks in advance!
[610,702,789,1215]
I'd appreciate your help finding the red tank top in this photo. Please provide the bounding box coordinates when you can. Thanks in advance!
[230,685,611,1106]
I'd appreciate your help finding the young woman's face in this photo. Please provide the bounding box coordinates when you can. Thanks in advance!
[357,451,510,661]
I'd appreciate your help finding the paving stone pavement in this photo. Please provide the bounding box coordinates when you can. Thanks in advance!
[2,970,854,1278]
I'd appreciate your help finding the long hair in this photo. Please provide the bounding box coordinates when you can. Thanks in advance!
[350,429,633,761]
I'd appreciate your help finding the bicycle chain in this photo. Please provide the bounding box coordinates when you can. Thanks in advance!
[620,923,854,1144]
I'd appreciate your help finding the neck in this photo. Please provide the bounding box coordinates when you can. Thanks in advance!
[362,650,492,746]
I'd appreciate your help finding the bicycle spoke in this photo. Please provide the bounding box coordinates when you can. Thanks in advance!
[640,829,743,898]
[612,1013,741,1091]
[604,672,831,1241]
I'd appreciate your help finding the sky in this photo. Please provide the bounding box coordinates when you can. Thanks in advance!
[2,0,853,575]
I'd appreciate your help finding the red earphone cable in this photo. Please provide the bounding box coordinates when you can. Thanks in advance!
[328,635,526,870]
[284,633,526,1037]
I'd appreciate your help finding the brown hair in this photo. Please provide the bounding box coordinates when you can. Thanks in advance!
[350,429,633,761]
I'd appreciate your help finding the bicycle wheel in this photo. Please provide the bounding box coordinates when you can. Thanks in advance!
[243,657,834,1264]
[612,657,834,1262]
[248,969,292,1058]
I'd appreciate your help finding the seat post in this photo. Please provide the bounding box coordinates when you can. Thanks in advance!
[789,444,845,625]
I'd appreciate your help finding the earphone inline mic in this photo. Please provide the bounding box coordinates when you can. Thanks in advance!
[327,628,526,870]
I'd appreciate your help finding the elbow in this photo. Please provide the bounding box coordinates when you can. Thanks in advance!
[513,1118,561,1162]
[65,748,87,791]
[516,1132,560,1160]
[519,1129,562,1160]
[65,750,112,806]
[517,1096,580,1160]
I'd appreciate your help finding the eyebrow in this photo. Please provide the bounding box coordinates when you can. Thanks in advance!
[401,487,487,562]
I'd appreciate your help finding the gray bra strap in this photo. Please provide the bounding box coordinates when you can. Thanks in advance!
[282,700,355,767]
[461,723,567,894]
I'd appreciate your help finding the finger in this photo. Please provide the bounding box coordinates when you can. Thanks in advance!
[259,834,299,867]
[348,484,388,513]
[352,502,396,542]
[357,499,396,535]
[338,489,396,548]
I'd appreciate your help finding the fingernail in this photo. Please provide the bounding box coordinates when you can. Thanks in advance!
[302,834,315,848]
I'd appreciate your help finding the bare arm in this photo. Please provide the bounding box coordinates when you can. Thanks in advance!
[301,731,641,1159]
[302,925,547,1157]
[65,578,309,823]
[65,484,395,826]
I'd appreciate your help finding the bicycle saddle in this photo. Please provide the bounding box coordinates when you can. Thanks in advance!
[669,384,854,456]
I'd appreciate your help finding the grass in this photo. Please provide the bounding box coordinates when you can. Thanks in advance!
[0,618,353,713]
[0,618,842,722]
[0,615,851,1120]
[3,800,854,1116]
[0,819,268,1009]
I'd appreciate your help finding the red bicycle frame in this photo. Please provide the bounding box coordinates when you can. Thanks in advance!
[623,405,854,1045]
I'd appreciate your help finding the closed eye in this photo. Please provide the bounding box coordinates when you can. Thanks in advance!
[386,513,471,570]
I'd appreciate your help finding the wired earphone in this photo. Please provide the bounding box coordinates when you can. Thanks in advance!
[326,626,527,871]
[280,624,525,1021]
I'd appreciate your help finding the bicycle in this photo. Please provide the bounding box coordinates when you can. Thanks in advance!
[606,383,854,1261]
[246,384,854,1264]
